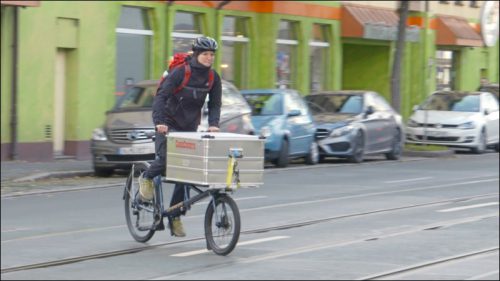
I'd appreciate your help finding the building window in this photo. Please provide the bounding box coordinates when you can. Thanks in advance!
[276,20,299,89]
[439,1,449,3]
[220,16,249,89]
[454,1,464,6]
[172,11,203,54]
[310,24,330,93]
[436,50,455,91]
[470,1,479,8]
[115,6,153,97]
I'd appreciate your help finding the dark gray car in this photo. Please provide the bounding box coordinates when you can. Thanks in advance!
[90,79,254,176]
[305,91,404,163]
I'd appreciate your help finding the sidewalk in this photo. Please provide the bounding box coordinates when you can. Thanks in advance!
[0,159,94,183]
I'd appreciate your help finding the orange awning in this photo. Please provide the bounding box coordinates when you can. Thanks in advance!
[435,14,483,47]
[0,1,39,7]
[341,3,419,42]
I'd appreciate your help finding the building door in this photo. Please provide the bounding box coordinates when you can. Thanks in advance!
[54,49,66,156]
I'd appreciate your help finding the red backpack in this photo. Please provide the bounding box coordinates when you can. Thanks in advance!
[156,53,214,95]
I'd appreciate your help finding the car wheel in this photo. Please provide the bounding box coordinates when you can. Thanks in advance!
[385,129,402,160]
[471,130,487,154]
[94,167,114,177]
[305,141,319,165]
[348,131,364,163]
[275,139,289,168]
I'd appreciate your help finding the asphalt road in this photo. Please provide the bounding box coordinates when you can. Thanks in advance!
[1,152,499,280]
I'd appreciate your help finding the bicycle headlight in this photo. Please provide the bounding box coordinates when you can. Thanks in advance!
[92,128,107,141]
[330,125,354,138]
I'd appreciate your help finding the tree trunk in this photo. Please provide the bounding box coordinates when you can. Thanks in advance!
[390,1,409,113]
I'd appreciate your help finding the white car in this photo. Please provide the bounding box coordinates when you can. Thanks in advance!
[406,91,499,153]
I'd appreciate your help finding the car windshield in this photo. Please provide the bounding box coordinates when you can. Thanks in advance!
[243,93,283,116]
[306,94,363,115]
[114,86,155,109]
[421,93,480,112]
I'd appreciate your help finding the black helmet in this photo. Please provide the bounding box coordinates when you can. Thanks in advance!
[192,36,218,52]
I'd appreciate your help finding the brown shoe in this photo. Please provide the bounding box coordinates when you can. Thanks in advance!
[170,217,186,237]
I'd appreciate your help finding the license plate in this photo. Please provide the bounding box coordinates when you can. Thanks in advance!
[119,145,154,155]
[425,130,447,137]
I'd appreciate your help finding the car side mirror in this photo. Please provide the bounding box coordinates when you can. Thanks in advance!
[287,109,301,117]
[365,106,375,116]
[484,108,490,115]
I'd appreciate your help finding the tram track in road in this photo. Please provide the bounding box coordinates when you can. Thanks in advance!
[2,192,498,275]
[357,247,499,280]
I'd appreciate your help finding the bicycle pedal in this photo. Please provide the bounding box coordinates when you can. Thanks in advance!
[155,220,165,231]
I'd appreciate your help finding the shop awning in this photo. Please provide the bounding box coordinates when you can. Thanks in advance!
[435,15,483,47]
[0,1,39,7]
[341,3,419,42]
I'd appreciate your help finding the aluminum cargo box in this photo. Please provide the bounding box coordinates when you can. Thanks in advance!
[166,132,265,188]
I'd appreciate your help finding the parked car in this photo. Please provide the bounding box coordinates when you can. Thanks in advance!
[406,91,499,153]
[478,83,499,102]
[240,89,318,167]
[305,91,404,163]
[91,79,254,176]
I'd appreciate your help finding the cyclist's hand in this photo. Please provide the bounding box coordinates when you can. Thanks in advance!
[207,126,220,132]
[156,124,169,134]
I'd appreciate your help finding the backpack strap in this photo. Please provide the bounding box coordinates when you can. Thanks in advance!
[173,63,191,94]
[207,70,215,91]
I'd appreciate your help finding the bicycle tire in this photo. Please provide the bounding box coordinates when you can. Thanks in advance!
[124,162,156,242]
[204,193,241,256]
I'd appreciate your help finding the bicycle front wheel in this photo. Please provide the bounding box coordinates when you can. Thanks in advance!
[124,163,156,242]
[204,193,241,256]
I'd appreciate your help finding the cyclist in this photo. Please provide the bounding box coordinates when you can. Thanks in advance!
[139,36,222,237]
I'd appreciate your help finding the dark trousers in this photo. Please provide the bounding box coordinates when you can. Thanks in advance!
[144,131,189,217]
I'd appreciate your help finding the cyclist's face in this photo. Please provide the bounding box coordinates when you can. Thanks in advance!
[197,51,215,67]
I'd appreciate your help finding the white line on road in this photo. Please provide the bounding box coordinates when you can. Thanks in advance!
[466,270,500,280]
[170,236,290,257]
[1,227,31,233]
[384,177,434,183]
[437,202,499,213]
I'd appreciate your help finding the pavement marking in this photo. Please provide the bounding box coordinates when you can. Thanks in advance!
[234,196,267,201]
[1,227,31,233]
[437,202,499,213]
[466,270,500,280]
[170,236,290,257]
[1,225,124,244]
[384,177,433,183]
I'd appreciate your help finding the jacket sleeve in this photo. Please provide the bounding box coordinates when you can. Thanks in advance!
[152,67,183,125]
[207,72,222,127]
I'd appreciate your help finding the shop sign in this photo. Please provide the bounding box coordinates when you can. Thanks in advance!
[363,23,420,42]
[480,1,499,47]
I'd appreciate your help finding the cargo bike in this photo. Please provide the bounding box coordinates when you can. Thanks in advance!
[123,132,265,256]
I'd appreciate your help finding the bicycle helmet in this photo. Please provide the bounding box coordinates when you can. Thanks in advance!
[192,36,218,52]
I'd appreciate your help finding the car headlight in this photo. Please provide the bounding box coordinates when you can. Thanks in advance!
[92,128,107,141]
[407,119,419,127]
[457,121,476,130]
[330,125,354,138]
[260,126,272,138]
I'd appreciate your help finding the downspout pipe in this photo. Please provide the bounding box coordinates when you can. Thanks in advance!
[10,6,19,160]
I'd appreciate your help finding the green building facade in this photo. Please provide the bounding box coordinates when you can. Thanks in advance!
[1,1,498,161]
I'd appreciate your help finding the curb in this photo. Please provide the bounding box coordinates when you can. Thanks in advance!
[11,170,95,183]
[402,149,455,158]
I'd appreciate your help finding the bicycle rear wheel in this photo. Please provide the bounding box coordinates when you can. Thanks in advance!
[204,193,241,256]
[124,163,156,242]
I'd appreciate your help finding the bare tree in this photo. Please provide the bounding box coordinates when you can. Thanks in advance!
[390,1,409,113]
